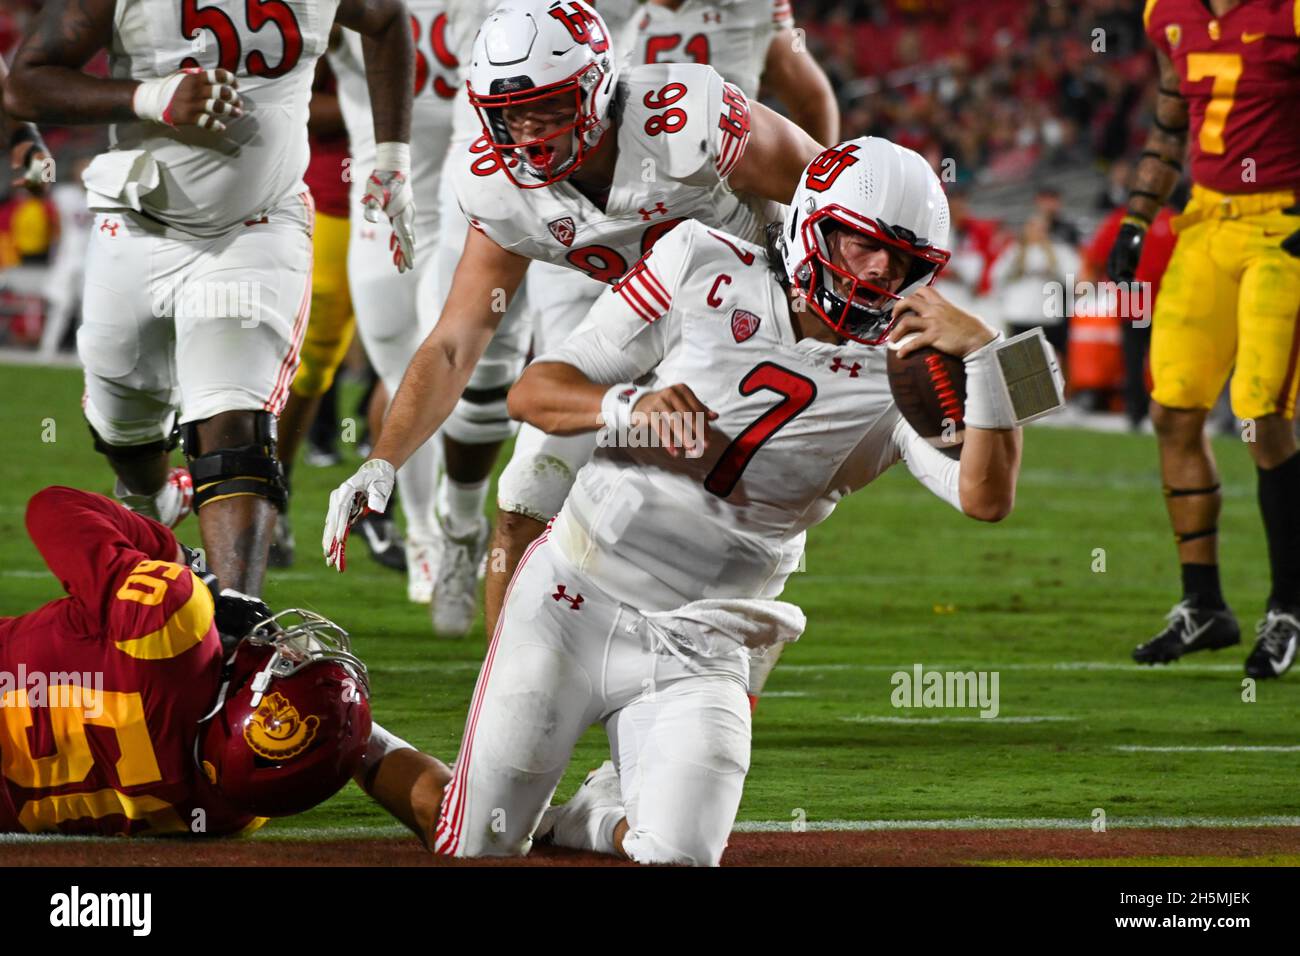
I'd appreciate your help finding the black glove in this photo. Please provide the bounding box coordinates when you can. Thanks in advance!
[1106,219,1147,283]
[1282,228,1300,258]
[214,589,276,655]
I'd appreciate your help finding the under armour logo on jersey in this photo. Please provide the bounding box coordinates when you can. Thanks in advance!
[243,215,269,227]
[99,219,120,237]
[830,357,862,377]
[731,309,761,343]
[639,202,669,220]
[805,143,862,193]
[360,227,377,241]
[552,584,584,610]
[548,216,576,247]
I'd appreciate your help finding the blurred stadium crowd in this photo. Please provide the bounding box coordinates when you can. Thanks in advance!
[0,0,1184,428]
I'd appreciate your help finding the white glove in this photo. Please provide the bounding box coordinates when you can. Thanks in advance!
[361,142,416,274]
[323,459,396,572]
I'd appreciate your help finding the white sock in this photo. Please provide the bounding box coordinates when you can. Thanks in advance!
[589,806,624,856]
[437,476,489,539]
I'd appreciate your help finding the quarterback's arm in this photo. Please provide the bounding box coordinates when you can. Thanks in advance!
[370,226,529,470]
[1127,46,1188,227]
[726,99,824,203]
[762,29,839,145]
[334,0,414,146]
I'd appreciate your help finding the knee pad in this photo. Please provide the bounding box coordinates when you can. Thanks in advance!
[182,411,288,512]
[89,423,179,460]
[496,450,579,522]
[444,383,519,445]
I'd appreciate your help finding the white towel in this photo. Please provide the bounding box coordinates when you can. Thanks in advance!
[641,598,807,659]
[83,150,161,212]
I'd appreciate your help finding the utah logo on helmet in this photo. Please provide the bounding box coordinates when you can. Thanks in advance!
[777,136,952,345]
[467,0,619,187]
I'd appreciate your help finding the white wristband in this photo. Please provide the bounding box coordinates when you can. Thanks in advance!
[374,141,411,174]
[132,73,189,126]
[600,383,649,437]
[962,331,1015,431]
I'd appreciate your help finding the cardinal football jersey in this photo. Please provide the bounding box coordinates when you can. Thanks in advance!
[538,220,964,612]
[627,0,795,97]
[0,488,256,836]
[452,62,769,285]
[1145,0,1300,194]
[100,0,339,235]
[332,0,458,234]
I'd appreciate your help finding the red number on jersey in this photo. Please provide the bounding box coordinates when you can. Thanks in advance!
[411,14,429,95]
[244,0,303,78]
[548,3,610,53]
[431,13,459,99]
[643,33,710,65]
[469,134,505,177]
[179,0,303,78]
[566,244,629,284]
[708,229,755,265]
[640,216,687,253]
[704,363,817,498]
[180,0,242,73]
[804,143,861,193]
[643,83,688,136]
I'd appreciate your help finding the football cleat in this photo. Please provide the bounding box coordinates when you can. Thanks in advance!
[114,466,193,528]
[1132,600,1241,665]
[430,517,489,638]
[406,536,438,605]
[534,760,623,851]
[355,510,407,573]
[268,510,295,568]
[1244,610,1300,679]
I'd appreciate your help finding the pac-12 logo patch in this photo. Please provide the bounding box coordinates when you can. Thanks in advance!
[731,309,761,343]
[548,217,576,247]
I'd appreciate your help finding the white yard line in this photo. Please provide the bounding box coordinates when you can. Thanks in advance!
[1114,745,1300,753]
[839,715,1073,724]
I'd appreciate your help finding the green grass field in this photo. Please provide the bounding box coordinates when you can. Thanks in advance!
[2,362,1297,838]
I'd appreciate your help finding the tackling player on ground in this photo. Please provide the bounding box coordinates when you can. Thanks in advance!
[354,138,1064,864]
[3,0,416,599]
[1111,0,1300,677]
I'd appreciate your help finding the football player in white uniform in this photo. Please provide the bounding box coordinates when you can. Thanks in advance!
[352,138,1062,864]
[5,0,416,597]
[323,0,822,636]
[330,1,462,602]
[625,0,838,144]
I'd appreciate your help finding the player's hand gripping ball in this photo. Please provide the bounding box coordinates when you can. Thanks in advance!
[323,458,396,572]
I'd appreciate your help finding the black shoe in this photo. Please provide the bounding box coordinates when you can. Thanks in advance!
[356,511,407,573]
[1132,600,1241,664]
[1244,610,1300,679]
[268,511,295,568]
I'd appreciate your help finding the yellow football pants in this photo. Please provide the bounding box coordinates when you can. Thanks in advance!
[289,210,355,399]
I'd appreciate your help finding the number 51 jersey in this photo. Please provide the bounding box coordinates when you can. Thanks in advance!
[452,62,773,286]
[95,0,338,236]
[539,220,966,613]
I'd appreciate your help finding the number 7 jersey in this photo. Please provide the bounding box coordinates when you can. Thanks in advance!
[451,62,772,285]
[537,221,965,613]
[98,0,339,235]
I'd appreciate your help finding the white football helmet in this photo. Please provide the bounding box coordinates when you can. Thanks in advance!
[777,136,951,345]
[467,0,618,187]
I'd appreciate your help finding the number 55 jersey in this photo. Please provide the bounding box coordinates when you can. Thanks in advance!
[538,220,966,613]
[0,488,256,836]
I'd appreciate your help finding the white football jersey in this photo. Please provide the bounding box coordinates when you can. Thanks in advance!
[451,62,770,285]
[626,0,793,97]
[332,0,457,235]
[101,0,338,235]
[539,220,964,612]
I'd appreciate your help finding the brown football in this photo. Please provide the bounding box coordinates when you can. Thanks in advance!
[885,335,967,460]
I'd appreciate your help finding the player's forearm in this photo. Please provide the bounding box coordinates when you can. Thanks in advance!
[3,66,137,124]
[1127,54,1188,225]
[349,2,414,145]
[371,337,479,470]
[764,32,840,145]
[957,427,1021,522]
[729,100,824,203]
[508,362,609,435]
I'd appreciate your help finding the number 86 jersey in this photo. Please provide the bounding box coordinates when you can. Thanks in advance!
[100,0,338,235]
[452,62,773,286]
[538,220,966,613]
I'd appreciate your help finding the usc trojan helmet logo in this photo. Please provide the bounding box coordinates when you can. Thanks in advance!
[243,691,320,760]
